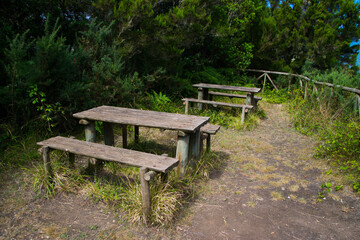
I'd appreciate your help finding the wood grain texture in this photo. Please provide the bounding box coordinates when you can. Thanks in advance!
[37,136,179,173]
[193,83,261,93]
[73,106,209,132]
[200,123,220,135]
[182,98,253,109]
[208,91,262,100]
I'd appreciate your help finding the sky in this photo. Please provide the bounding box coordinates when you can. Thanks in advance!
[355,0,360,67]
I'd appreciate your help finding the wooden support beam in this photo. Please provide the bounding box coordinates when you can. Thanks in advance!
[140,167,151,225]
[84,120,96,143]
[122,125,128,148]
[185,99,189,114]
[241,107,246,124]
[304,81,308,99]
[256,73,265,80]
[104,122,114,146]
[197,87,204,110]
[176,131,190,178]
[205,133,211,152]
[265,73,279,92]
[246,93,255,110]
[68,153,75,168]
[144,171,157,181]
[358,95,360,118]
[83,120,97,167]
[134,126,139,143]
[189,130,201,167]
[42,146,52,180]
[262,73,267,93]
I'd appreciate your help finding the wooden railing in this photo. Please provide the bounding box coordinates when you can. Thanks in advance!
[246,69,360,114]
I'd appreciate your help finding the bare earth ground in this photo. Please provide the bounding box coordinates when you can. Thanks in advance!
[1,103,360,239]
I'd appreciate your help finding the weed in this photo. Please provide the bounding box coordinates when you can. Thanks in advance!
[262,89,291,104]
[25,151,86,197]
[287,78,360,192]
[270,191,285,201]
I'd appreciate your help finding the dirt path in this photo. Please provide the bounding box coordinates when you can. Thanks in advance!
[173,104,360,240]
[1,103,360,239]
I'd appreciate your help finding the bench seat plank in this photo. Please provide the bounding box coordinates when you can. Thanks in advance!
[37,136,178,173]
[182,98,253,109]
[200,124,220,135]
[193,83,261,93]
[208,91,262,100]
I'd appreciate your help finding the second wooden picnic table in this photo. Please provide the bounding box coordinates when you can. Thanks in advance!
[73,106,209,177]
[193,83,261,109]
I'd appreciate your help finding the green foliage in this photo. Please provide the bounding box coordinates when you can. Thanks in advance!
[318,181,332,202]
[251,0,360,72]
[288,69,360,191]
[146,91,171,112]
[1,133,39,170]
[315,121,360,191]
[28,84,65,133]
[262,89,291,104]
[77,18,144,107]
[2,17,87,131]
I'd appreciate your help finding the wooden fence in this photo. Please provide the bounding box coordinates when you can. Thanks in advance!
[246,69,360,115]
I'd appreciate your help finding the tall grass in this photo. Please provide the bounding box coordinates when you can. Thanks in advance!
[287,68,360,192]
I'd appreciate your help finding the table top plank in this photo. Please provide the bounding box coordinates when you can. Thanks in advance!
[73,106,209,132]
[193,83,261,93]
[37,136,179,173]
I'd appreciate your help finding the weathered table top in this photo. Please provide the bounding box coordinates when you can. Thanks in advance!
[193,83,261,93]
[73,106,210,132]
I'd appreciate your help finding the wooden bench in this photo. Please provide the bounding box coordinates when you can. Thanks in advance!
[209,91,262,107]
[182,98,253,124]
[37,136,179,225]
[200,124,220,152]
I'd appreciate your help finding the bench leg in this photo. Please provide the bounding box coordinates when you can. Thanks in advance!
[241,107,246,124]
[134,126,139,143]
[200,134,204,155]
[122,125,128,148]
[206,134,211,152]
[42,146,52,181]
[176,131,190,178]
[197,87,204,110]
[185,100,189,114]
[140,167,151,225]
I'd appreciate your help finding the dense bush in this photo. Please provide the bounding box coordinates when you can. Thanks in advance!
[288,68,360,191]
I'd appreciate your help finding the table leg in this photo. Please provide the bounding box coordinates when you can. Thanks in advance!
[84,120,96,143]
[104,122,114,146]
[176,131,190,178]
[134,126,139,143]
[84,120,98,167]
[122,125,128,148]
[246,92,255,110]
[189,130,201,167]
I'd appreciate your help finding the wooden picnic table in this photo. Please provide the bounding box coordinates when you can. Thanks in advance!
[73,106,209,177]
[192,83,261,108]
